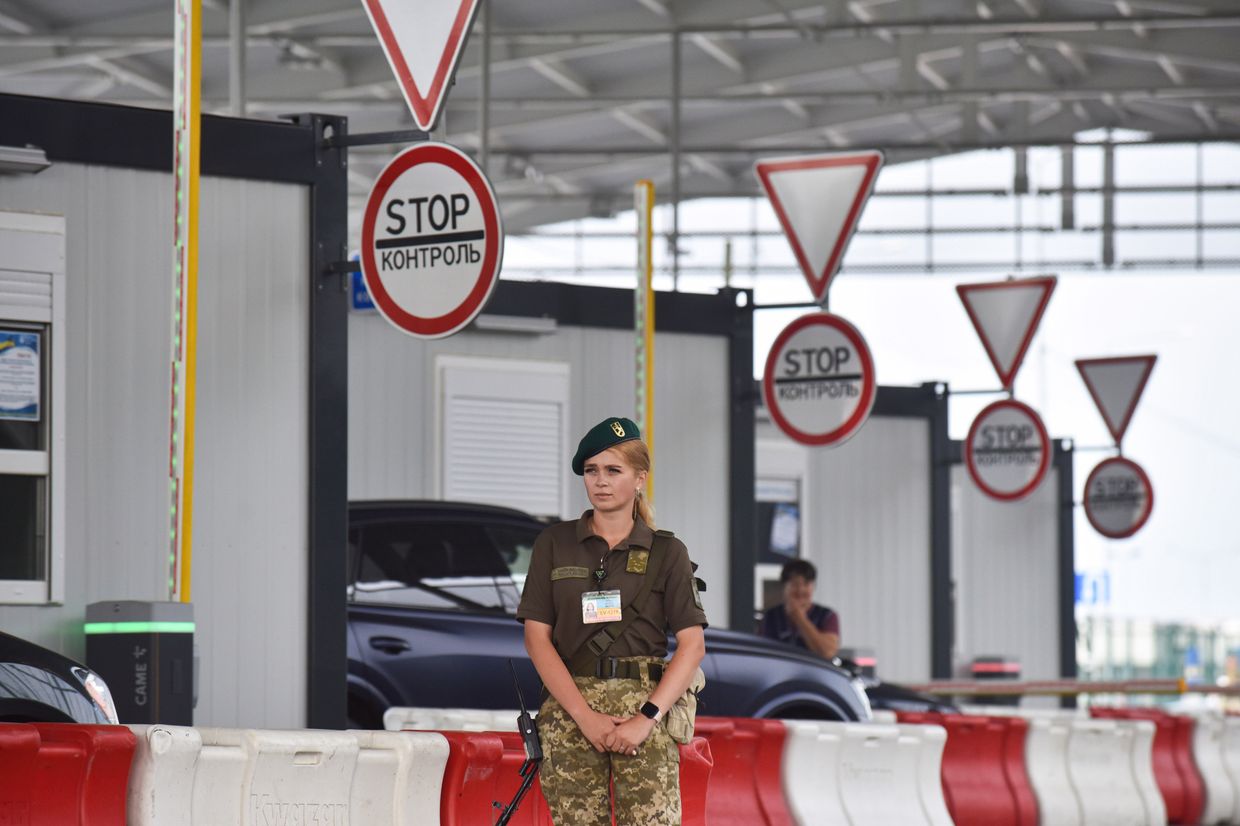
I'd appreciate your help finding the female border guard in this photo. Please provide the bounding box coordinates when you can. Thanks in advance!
[517,416,708,826]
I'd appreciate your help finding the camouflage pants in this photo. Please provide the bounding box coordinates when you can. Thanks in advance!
[538,668,681,826]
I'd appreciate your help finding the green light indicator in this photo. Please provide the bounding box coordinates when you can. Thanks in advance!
[84,621,195,636]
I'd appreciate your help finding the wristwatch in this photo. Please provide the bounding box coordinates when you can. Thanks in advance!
[639,701,662,722]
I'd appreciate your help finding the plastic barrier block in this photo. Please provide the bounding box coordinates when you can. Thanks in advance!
[1127,720,1171,826]
[834,721,953,826]
[1170,715,1206,826]
[1092,708,1205,825]
[912,724,958,826]
[1000,717,1040,826]
[128,725,448,825]
[679,736,714,826]
[0,723,135,826]
[385,706,519,733]
[1066,719,1161,826]
[439,731,554,826]
[781,721,848,826]
[350,730,450,826]
[1023,717,1084,826]
[695,717,793,826]
[898,712,1037,826]
[1223,718,1240,825]
[1187,713,1237,826]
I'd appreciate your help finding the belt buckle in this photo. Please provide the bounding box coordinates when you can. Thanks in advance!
[600,657,618,679]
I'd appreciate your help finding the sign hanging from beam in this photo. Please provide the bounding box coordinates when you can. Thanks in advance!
[359,0,482,132]
[754,150,883,304]
[1075,355,1157,448]
[956,275,1057,390]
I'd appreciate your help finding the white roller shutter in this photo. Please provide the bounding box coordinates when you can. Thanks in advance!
[0,269,52,316]
[438,356,569,518]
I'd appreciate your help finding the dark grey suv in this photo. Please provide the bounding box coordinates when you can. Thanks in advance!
[345,500,944,729]
[0,631,119,724]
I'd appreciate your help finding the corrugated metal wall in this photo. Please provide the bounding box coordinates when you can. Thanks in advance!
[757,414,933,682]
[951,464,1061,679]
[348,313,731,628]
[0,163,309,728]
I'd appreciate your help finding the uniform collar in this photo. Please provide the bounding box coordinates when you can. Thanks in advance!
[576,510,654,550]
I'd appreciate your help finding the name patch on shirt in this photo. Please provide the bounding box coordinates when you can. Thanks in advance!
[625,549,649,574]
[582,590,622,624]
[551,566,590,581]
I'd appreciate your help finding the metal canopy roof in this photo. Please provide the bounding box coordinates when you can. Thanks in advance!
[2,0,1239,232]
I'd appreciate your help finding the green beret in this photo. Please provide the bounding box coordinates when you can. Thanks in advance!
[572,417,641,475]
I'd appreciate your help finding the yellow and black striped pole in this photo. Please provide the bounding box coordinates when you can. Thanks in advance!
[168,0,201,603]
[634,180,655,501]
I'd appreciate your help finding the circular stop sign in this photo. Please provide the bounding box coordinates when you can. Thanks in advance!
[361,142,503,339]
[1084,456,1153,538]
[762,312,876,447]
[965,399,1051,501]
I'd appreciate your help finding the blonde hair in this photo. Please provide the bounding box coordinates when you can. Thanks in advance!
[612,439,655,528]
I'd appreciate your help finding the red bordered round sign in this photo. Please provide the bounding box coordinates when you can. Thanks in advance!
[361,142,503,339]
[762,312,877,447]
[1084,456,1154,539]
[965,398,1051,501]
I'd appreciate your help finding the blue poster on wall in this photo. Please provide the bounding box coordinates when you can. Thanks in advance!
[0,330,40,421]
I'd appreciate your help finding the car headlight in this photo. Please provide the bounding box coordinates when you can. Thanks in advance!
[851,677,873,721]
[72,667,119,725]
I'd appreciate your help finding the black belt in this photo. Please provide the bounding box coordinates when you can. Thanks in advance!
[568,657,664,681]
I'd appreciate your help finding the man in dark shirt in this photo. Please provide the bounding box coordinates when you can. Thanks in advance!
[758,559,840,659]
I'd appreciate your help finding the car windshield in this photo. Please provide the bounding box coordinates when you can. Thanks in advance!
[487,524,538,592]
[348,518,539,613]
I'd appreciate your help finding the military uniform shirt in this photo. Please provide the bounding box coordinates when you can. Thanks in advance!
[516,512,708,658]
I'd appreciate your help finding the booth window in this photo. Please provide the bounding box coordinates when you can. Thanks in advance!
[1,212,65,604]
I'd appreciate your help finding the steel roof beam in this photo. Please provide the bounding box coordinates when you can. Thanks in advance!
[145,82,1240,110]
[478,12,1240,38]
[0,0,171,94]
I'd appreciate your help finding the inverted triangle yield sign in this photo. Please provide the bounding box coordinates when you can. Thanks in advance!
[956,275,1057,389]
[755,150,884,303]
[360,0,481,132]
[1076,355,1157,447]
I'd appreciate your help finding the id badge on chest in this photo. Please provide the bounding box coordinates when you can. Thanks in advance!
[582,590,622,624]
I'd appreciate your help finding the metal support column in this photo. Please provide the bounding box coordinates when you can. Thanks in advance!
[925,382,954,679]
[229,0,245,117]
[1102,141,1116,267]
[1055,440,1078,704]
[726,288,756,632]
[290,112,350,730]
[1060,146,1075,229]
[670,31,682,290]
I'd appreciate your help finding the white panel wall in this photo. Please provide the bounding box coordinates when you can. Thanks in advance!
[0,163,309,727]
[758,413,933,682]
[952,464,1060,680]
[348,313,731,628]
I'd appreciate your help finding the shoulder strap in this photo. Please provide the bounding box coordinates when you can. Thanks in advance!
[566,529,674,674]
